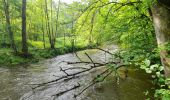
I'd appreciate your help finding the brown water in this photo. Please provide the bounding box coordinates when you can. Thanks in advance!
[0,45,155,100]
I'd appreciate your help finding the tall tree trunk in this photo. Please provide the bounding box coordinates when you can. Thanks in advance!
[41,2,46,49]
[50,0,55,49]
[64,30,66,46]
[151,1,170,78]
[44,0,52,49]
[3,0,17,53]
[42,14,46,49]
[54,0,60,49]
[22,0,28,57]
[89,11,96,45]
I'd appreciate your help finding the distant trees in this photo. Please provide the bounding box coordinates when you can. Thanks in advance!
[0,0,95,58]
[55,0,60,48]
[0,0,86,50]
[44,0,55,49]
[44,0,60,49]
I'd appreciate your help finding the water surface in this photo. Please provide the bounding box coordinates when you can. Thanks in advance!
[0,45,154,100]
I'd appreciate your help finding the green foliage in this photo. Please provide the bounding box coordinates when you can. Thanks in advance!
[0,0,169,99]
[28,41,44,49]
[155,89,170,100]
[0,49,38,66]
[0,43,91,66]
[140,59,164,74]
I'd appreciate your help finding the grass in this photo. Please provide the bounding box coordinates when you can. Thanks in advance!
[0,37,98,67]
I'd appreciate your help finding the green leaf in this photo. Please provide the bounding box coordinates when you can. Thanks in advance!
[144,59,151,67]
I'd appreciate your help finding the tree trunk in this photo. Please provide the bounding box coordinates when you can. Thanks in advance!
[54,0,60,49]
[22,0,28,57]
[42,16,46,49]
[3,0,17,53]
[44,0,53,49]
[151,1,170,78]
[50,0,55,49]
[89,11,96,45]
[41,2,46,49]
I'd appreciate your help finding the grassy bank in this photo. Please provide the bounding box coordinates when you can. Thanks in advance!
[0,45,98,67]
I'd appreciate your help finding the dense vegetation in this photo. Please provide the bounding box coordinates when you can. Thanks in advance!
[0,0,170,99]
[0,0,98,66]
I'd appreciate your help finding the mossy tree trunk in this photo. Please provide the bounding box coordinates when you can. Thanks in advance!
[22,0,28,57]
[3,0,17,53]
[151,1,170,78]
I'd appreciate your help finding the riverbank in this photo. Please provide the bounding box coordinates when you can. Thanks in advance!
[0,44,98,67]
[0,45,155,100]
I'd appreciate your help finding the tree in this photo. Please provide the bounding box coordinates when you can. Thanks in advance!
[22,0,28,57]
[75,0,170,80]
[44,0,53,49]
[55,0,60,48]
[151,0,170,78]
[3,0,17,53]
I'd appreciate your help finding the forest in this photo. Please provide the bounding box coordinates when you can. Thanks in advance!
[0,0,170,100]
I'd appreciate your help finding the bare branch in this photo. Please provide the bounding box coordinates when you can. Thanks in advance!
[74,52,82,61]
[63,67,88,71]
[60,1,142,26]
[74,70,114,98]
[52,83,80,97]
[31,62,108,89]
[74,82,95,98]
[97,48,114,55]
[97,1,142,8]
[62,61,103,65]
[29,45,128,99]
[60,67,70,76]
[84,52,95,67]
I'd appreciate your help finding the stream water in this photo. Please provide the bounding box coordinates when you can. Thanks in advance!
[0,45,155,100]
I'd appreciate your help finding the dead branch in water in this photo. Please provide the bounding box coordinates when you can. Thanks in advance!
[31,61,114,89]
[97,48,114,55]
[84,52,96,67]
[29,48,127,99]
[74,69,114,98]
[52,83,80,97]
[52,67,117,99]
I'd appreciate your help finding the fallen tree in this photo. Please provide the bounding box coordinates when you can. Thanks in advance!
[29,48,127,99]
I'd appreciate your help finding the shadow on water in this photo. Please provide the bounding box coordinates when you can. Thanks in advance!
[0,45,155,100]
[83,67,155,100]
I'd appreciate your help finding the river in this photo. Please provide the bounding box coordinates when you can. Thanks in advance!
[0,45,155,100]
